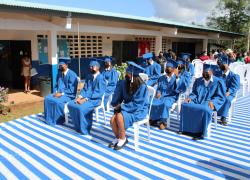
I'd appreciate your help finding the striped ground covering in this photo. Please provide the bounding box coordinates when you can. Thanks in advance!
[0,93,250,179]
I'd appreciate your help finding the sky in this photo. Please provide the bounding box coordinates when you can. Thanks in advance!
[19,0,219,25]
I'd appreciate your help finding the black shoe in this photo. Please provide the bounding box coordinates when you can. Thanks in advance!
[114,139,128,150]
[108,141,118,148]
[149,120,157,127]
[177,131,182,135]
[220,117,228,126]
[192,136,204,140]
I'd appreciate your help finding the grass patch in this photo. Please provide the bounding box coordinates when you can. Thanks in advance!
[0,101,43,123]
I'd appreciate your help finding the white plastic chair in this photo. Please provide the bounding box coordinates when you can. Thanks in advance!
[192,60,203,78]
[167,92,186,128]
[133,85,156,151]
[203,60,217,65]
[244,65,250,92]
[227,91,238,123]
[94,94,107,125]
[207,111,218,138]
[234,65,248,96]
[139,73,149,83]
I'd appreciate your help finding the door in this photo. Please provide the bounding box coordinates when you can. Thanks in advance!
[112,41,138,65]
[172,42,196,59]
[9,41,31,89]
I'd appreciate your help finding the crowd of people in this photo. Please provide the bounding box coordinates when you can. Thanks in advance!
[44,47,244,150]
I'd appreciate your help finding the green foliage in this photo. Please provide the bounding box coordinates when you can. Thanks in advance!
[114,63,128,80]
[206,0,250,52]
[0,87,8,103]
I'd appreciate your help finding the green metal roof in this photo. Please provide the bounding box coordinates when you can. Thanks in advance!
[0,0,244,37]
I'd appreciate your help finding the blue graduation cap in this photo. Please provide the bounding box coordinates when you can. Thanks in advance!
[203,64,219,72]
[126,61,145,76]
[179,53,191,60]
[58,61,66,66]
[143,52,153,59]
[166,58,178,68]
[220,55,231,65]
[89,60,100,68]
[177,58,185,65]
[104,57,112,63]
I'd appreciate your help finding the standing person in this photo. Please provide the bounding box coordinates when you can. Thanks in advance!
[67,60,106,135]
[155,51,167,73]
[44,61,78,125]
[21,52,32,93]
[236,52,244,62]
[244,51,250,64]
[179,64,225,140]
[150,59,186,130]
[144,52,161,86]
[102,57,119,109]
[109,61,148,150]
[217,57,240,125]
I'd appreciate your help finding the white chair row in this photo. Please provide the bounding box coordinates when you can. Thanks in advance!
[233,65,250,96]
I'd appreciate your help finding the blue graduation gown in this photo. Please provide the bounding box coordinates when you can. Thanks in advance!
[67,73,106,135]
[179,76,225,137]
[44,69,78,125]
[150,74,186,122]
[188,63,194,77]
[111,80,148,129]
[217,71,240,117]
[101,68,119,109]
[145,62,161,86]
[179,70,191,92]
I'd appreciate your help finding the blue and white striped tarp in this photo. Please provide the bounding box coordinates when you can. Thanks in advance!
[1,93,250,179]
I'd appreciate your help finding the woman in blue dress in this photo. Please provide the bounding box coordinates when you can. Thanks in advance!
[109,61,148,150]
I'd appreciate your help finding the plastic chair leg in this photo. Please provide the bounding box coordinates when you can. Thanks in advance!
[146,121,150,142]
[134,124,139,151]
[102,107,106,125]
[95,109,99,122]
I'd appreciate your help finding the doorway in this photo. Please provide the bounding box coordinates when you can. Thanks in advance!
[172,42,196,59]
[0,40,31,89]
[112,41,138,65]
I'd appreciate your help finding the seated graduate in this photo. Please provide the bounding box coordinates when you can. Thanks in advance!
[144,52,161,86]
[217,56,240,126]
[44,61,78,125]
[150,59,186,130]
[176,59,191,92]
[101,57,119,109]
[67,60,106,135]
[179,53,194,78]
[109,61,148,150]
[179,64,226,140]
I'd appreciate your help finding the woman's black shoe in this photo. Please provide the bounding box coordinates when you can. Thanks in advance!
[114,139,128,150]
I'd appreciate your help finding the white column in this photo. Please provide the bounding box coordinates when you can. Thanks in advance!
[47,30,58,92]
[203,38,208,52]
[155,35,162,54]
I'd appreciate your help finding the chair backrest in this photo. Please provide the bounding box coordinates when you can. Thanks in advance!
[192,59,202,64]
[193,61,203,78]
[203,60,217,65]
[230,62,244,72]
[147,85,156,117]
[234,65,247,84]
[245,66,250,81]
[139,73,149,83]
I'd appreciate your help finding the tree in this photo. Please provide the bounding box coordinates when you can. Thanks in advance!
[207,0,250,52]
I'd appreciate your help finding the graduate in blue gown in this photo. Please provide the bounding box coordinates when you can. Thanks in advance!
[101,57,119,109]
[150,59,186,130]
[217,57,240,125]
[44,61,78,125]
[179,64,226,140]
[109,61,148,150]
[177,59,191,92]
[179,53,194,77]
[144,52,161,86]
[67,61,106,135]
